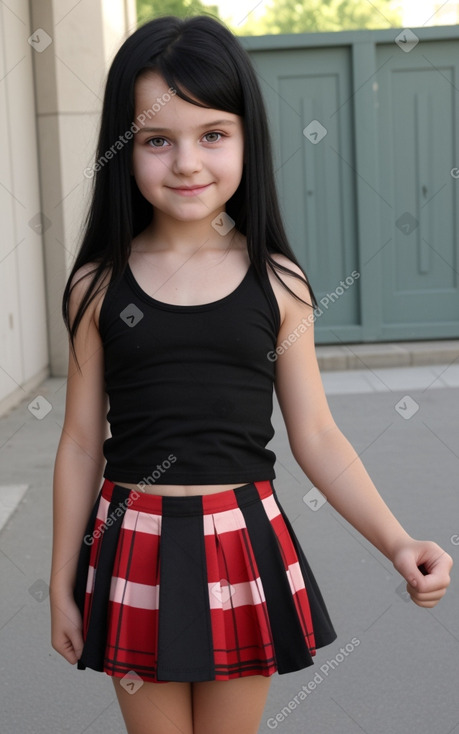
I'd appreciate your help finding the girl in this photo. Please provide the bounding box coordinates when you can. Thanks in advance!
[49,14,452,734]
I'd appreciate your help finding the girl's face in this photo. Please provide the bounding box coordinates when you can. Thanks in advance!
[132,72,245,225]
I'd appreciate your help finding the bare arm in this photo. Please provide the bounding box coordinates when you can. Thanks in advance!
[269,255,452,607]
[49,264,110,662]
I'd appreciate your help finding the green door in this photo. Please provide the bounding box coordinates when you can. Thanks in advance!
[249,47,361,343]
[376,40,459,339]
[248,38,459,343]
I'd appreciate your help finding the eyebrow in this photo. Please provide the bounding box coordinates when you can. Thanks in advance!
[137,119,237,133]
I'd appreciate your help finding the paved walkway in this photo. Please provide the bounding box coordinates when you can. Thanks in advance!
[1,366,458,734]
[316,339,459,371]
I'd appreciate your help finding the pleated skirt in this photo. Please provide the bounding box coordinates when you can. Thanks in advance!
[73,479,337,683]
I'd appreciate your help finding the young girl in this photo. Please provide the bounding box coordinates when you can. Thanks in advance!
[49,14,452,734]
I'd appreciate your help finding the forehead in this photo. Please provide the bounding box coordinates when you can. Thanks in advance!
[134,71,173,101]
[133,71,242,130]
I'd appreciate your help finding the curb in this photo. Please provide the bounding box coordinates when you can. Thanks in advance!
[316,340,459,371]
[0,484,29,534]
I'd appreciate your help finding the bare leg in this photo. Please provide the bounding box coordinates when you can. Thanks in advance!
[112,677,193,734]
[192,675,272,734]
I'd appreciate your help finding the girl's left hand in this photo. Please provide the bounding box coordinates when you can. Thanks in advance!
[391,539,453,607]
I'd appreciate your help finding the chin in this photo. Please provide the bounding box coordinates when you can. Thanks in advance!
[171,211,213,223]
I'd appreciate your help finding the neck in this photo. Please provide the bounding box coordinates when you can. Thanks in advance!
[138,209,236,256]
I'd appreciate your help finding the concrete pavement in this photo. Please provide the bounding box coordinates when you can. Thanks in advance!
[1,365,458,734]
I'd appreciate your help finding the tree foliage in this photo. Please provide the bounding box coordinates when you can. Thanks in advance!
[136,0,404,38]
[137,0,220,24]
[234,0,403,36]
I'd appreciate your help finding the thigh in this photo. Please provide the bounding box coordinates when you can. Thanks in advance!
[112,677,193,734]
[192,675,272,734]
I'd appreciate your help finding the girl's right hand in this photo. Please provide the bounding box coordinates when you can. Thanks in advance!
[50,591,84,665]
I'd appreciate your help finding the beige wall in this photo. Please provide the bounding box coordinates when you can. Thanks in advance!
[0,0,136,415]
[0,0,48,413]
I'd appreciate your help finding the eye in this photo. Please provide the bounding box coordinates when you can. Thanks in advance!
[147,137,168,148]
[203,132,222,143]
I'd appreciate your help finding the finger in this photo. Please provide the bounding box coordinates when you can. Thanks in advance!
[408,588,447,603]
[419,549,454,577]
[410,596,444,609]
[395,556,433,589]
[407,579,450,597]
[59,632,84,665]
[408,566,452,594]
[63,648,78,664]
[407,578,448,595]
[401,547,453,586]
[70,629,85,661]
[406,582,448,603]
[55,638,77,664]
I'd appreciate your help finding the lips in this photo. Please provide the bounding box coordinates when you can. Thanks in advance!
[169,183,212,196]
[172,184,210,190]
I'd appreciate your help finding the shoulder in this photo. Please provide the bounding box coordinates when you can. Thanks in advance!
[68,260,113,331]
[264,253,314,327]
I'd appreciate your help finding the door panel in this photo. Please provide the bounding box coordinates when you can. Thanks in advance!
[250,49,361,343]
[376,41,459,337]
[247,37,459,343]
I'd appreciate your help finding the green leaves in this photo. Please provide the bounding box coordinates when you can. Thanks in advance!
[136,0,221,24]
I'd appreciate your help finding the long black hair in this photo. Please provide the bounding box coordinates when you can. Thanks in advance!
[63,13,317,367]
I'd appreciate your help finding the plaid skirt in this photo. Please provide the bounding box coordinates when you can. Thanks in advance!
[73,479,337,683]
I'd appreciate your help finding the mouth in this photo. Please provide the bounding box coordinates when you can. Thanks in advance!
[168,183,213,196]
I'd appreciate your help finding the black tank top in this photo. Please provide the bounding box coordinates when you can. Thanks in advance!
[99,261,281,485]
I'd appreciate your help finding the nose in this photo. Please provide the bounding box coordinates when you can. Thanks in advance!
[171,141,203,176]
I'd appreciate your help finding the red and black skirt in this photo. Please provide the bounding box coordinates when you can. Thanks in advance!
[73,479,337,683]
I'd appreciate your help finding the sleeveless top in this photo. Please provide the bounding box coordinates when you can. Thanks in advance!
[98,260,281,486]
